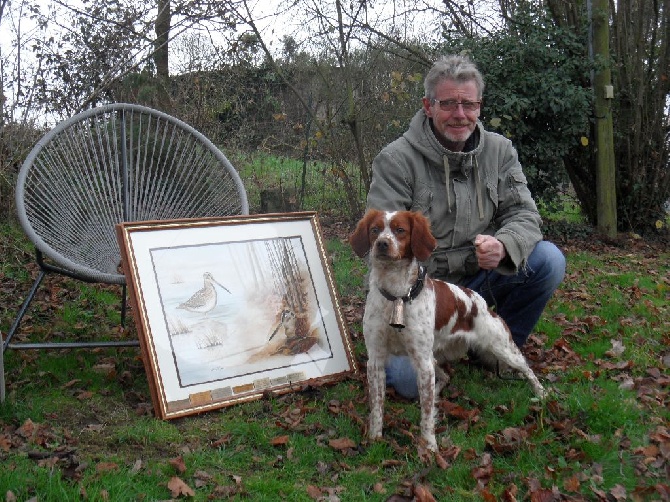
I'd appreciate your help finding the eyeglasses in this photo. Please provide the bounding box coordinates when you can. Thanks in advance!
[431,99,481,112]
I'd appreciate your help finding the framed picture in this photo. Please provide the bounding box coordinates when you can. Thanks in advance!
[116,212,357,419]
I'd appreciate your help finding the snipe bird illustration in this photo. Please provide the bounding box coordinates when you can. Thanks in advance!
[177,272,231,314]
[267,310,296,342]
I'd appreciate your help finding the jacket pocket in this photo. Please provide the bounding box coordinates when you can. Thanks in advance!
[507,171,528,205]
[410,187,433,214]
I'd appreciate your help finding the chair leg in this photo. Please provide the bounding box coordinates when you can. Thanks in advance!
[1,335,5,403]
[6,270,47,345]
[121,283,127,327]
[2,270,47,402]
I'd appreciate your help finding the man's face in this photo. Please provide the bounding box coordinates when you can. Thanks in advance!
[422,79,481,151]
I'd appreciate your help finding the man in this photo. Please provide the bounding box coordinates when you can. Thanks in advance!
[366,54,566,399]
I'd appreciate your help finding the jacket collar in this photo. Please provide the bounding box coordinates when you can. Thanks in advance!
[403,109,486,169]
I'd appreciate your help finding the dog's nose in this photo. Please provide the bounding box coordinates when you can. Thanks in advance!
[375,239,389,254]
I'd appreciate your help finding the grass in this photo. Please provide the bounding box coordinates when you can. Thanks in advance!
[1,214,669,500]
[230,150,366,217]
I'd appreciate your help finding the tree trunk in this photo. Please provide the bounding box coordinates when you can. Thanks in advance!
[155,0,170,79]
[592,0,617,237]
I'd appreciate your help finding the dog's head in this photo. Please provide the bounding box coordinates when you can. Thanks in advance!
[349,209,436,262]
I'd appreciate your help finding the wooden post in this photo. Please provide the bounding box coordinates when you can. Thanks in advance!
[592,0,617,238]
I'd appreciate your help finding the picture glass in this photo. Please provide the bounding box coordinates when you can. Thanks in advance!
[117,213,355,418]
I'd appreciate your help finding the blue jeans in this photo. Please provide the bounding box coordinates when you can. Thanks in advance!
[385,240,566,399]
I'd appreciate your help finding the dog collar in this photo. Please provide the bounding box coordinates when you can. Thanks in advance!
[378,266,426,304]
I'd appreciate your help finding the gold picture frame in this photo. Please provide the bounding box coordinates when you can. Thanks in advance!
[116,212,357,419]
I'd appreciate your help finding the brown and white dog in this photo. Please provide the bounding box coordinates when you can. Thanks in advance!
[349,209,546,452]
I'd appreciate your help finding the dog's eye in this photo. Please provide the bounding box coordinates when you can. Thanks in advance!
[394,227,406,235]
[370,227,380,236]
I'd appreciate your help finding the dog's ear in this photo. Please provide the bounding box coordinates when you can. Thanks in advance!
[410,212,437,262]
[349,209,379,257]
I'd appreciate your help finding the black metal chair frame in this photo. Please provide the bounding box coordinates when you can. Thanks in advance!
[1,103,249,402]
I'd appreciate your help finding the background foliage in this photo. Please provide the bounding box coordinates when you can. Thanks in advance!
[0,0,668,232]
[439,4,593,210]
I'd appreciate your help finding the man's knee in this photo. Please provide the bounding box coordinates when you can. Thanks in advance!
[528,241,566,289]
[385,355,418,399]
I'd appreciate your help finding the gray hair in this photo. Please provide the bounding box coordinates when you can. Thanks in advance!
[424,54,485,100]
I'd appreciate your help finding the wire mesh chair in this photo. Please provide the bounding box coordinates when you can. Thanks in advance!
[1,103,249,401]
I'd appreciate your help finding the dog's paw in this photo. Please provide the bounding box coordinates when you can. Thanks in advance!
[417,436,438,463]
[418,434,438,452]
[531,384,550,401]
[368,426,383,441]
[368,413,384,440]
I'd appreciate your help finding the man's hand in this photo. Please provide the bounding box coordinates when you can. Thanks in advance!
[474,235,506,270]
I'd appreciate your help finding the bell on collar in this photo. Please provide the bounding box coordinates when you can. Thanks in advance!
[389,298,405,329]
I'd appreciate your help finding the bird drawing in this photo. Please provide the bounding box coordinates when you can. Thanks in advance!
[267,310,296,342]
[177,272,231,315]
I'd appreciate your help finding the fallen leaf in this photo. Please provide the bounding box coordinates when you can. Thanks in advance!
[605,339,625,357]
[329,437,356,450]
[169,456,187,473]
[563,474,580,492]
[618,377,635,390]
[167,476,195,498]
[92,363,116,376]
[38,454,62,469]
[328,400,341,414]
[435,451,449,469]
[16,419,37,439]
[441,445,462,463]
[96,462,118,473]
[212,434,232,447]
[501,483,518,502]
[478,488,497,502]
[439,401,480,422]
[485,427,529,454]
[472,453,494,485]
[609,484,627,501]
[414,483,436,501]
[0,435,11,452]
[306,485,322,499]
[194,470,213,482]
[270,435,290,446]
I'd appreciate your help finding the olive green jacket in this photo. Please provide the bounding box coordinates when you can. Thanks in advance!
[367,109,543,284]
